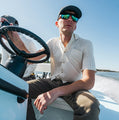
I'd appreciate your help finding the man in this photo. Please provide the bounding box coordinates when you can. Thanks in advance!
[26,5,100,120]
[0,15,38,80]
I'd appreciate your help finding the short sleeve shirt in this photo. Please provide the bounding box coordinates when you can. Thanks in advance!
[47,34,96,82]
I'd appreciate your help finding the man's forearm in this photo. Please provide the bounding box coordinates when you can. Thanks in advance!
[9,32,30,53]
[54,79,93,97]
[54,70,95,97]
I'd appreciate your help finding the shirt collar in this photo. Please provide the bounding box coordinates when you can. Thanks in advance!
[66,33,80,49]
[59,33,80,51]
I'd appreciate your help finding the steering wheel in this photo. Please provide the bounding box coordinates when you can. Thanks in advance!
[0,26,50,63]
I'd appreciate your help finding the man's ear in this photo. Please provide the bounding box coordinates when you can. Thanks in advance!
[55,21,59,27]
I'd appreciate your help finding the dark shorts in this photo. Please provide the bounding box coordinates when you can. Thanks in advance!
[27,78,100,120]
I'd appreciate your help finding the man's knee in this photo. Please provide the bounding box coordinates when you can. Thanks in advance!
[74,91,100,120]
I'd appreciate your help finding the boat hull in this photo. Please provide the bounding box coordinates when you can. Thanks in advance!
[0,65,28,120]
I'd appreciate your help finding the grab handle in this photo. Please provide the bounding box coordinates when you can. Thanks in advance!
[0,78,29,103]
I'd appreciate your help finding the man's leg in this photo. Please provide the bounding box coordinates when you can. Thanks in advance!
[26,78,64,120]
[26,79,53,120]
[62,90,100,120]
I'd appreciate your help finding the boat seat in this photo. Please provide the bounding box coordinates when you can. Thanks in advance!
[49,97,73,111]
[32,98,73,120]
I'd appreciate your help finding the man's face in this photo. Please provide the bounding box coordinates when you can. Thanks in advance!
[56,11,77,34]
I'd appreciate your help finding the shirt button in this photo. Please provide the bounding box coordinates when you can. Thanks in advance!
[64,49,67,53]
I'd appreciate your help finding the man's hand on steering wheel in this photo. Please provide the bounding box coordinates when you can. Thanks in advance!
[0,18,29,53]
[0,24,50,63]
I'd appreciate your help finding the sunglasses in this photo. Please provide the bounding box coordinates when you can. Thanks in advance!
[59,14,79,22]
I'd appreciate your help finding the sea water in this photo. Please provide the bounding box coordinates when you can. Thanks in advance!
[94,71,119,104]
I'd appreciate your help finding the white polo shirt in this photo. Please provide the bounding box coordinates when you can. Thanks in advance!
[47,34,96,82]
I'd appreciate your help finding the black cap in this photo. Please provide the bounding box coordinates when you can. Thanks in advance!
[58,5,82,20]
[1,15,19,26]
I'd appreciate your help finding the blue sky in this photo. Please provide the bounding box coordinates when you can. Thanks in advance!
[0,0,119,71]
